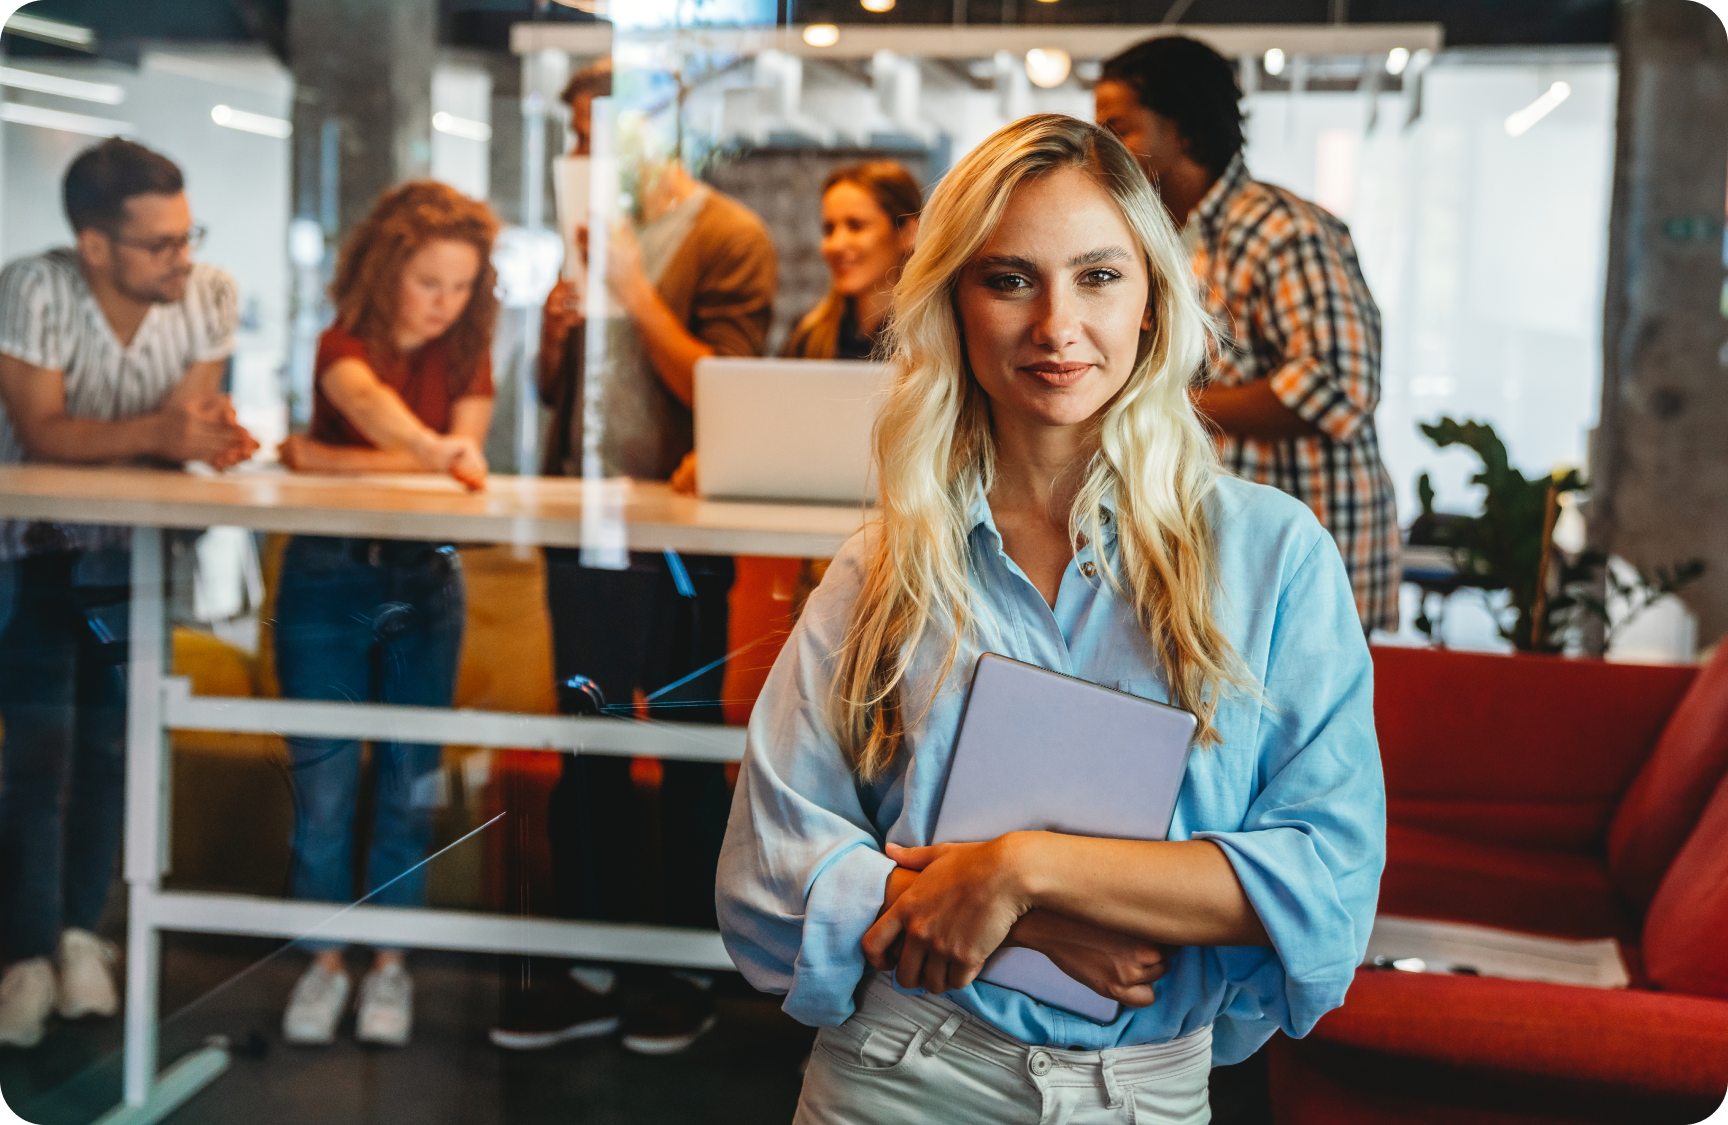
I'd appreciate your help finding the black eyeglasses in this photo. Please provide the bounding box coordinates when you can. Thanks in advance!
[109,225,207,258]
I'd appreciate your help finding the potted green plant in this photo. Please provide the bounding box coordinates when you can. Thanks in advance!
[1411,418,1702,654]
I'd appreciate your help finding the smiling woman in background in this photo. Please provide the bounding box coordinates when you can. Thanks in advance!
[273,180,498,1050]
[784,161,922,361]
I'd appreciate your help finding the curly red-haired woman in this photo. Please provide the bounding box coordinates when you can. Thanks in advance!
[274,181,499,1050]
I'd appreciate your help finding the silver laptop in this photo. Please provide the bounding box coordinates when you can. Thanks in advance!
[931,653,1198,1023]
[694,357,887,504]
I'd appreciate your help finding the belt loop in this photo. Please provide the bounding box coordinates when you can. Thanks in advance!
[920,1010,964,1057]
[1100,1054,1125,1110]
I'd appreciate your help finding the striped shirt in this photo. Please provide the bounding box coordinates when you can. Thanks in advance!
[1188,154,1400,632]
[0,247,238,561]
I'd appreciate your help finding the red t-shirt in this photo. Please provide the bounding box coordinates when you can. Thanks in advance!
[309,324,494,448]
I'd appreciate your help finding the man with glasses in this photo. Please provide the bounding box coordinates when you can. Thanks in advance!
[0,137,253,1048]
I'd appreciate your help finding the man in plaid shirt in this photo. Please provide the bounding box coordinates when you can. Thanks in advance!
[1097,36,1400,633]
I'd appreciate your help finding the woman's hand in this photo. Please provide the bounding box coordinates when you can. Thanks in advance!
[1006,911,1174,1009]
[542,276,585,341]
[412,432,488,491]
[861,838,1034,995]
[277,433,326,472]
[670,452,698,495]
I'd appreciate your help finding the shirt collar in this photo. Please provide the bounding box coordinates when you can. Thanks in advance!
[1189,151,1250,237]
[965,479,1121,548]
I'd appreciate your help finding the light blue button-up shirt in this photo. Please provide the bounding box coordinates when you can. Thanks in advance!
[716,473,1385,1064]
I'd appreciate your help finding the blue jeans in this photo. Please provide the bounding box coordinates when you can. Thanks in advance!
[0,551,130,964]
[273,537,464,951]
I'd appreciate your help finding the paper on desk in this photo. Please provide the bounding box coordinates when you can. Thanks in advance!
[1364,915,1630,989]
[553,155,590,296]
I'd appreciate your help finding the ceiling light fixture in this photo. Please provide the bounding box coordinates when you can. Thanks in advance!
[2,13,95,50]
[861,0,896,11]
[0,66,124,104]
[1385,47,1410,76]
[433,111,492,142]
[1504,81,1571,137]
[1,101,132,137]
[802,23,840,47]
[1263,48,1286,77]
[211,104,293,139]
[1024,48,1072,89]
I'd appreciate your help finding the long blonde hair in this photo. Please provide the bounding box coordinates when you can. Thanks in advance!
[833,113,1250,781]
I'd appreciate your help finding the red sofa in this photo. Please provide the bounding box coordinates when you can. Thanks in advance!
[1269,645,1728,1124]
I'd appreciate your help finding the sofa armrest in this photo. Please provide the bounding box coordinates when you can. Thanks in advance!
[1313,968,1728,1100]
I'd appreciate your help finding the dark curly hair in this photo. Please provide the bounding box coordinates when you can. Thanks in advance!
[329,181,500,396]
[1101,36,1246,177]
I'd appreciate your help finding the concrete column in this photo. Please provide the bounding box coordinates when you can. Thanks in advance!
[1594,0,1728,645]
[287,0,438,242]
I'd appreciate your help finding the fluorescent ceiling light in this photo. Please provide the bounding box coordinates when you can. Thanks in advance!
[1024,48,1071,89]
[432,111,491,142]
[1385,47,1409,76]
[0,66,125,104]
[802,23,840,47]
[1,101,133,137]
[1504,81,1571,137]
[211,104,292,138]
[1263,48,1286,77]
[3,12,95,49]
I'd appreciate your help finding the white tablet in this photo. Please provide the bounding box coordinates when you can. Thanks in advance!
[930,652,1198,1022]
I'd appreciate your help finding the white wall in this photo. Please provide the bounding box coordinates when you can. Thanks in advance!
[1239,54,1617,528]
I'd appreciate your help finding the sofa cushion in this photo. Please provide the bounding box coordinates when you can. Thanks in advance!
[1269,1035,1722,1125]
[1379,824,1633,940]
[1608,641,1728,912]
[1311,968,1728,1100]
[1372,647,1694,851]
[1642,769,1728,1000]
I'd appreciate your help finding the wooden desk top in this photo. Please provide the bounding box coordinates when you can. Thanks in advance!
[0,464,869,557]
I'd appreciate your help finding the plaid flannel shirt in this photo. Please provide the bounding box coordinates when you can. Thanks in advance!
[1188,154,1400,632]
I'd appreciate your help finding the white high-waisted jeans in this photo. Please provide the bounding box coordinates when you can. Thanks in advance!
[794,974,1212,1125]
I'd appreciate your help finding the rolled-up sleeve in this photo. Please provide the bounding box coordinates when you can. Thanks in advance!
[717,541,896,1026]
[1255,217,1382,445]
[1196,535,1385,1041]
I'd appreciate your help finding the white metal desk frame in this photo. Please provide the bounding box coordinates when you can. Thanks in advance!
[0,466,865,1125]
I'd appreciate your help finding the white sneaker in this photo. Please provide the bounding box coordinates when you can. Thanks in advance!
[355,962,413,1048]
[282,961,350,1045]
[0,959,56,1049]
[56,929,119,1020]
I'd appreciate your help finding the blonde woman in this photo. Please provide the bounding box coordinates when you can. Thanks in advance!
[716,115,1383,1123]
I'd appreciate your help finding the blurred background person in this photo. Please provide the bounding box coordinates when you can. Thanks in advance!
[777,161,922,614]
[273,181,499,1048]
[493,57,777,1058]
[782,161,921,362]
[1096,36,1399,633]
[0,138,252,1049]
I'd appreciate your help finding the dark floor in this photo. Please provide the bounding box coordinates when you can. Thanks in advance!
[0,933,815,1125]
[0,894,1274,1125]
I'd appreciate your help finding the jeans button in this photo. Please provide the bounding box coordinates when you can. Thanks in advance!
[1028,1050,1052,1076]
